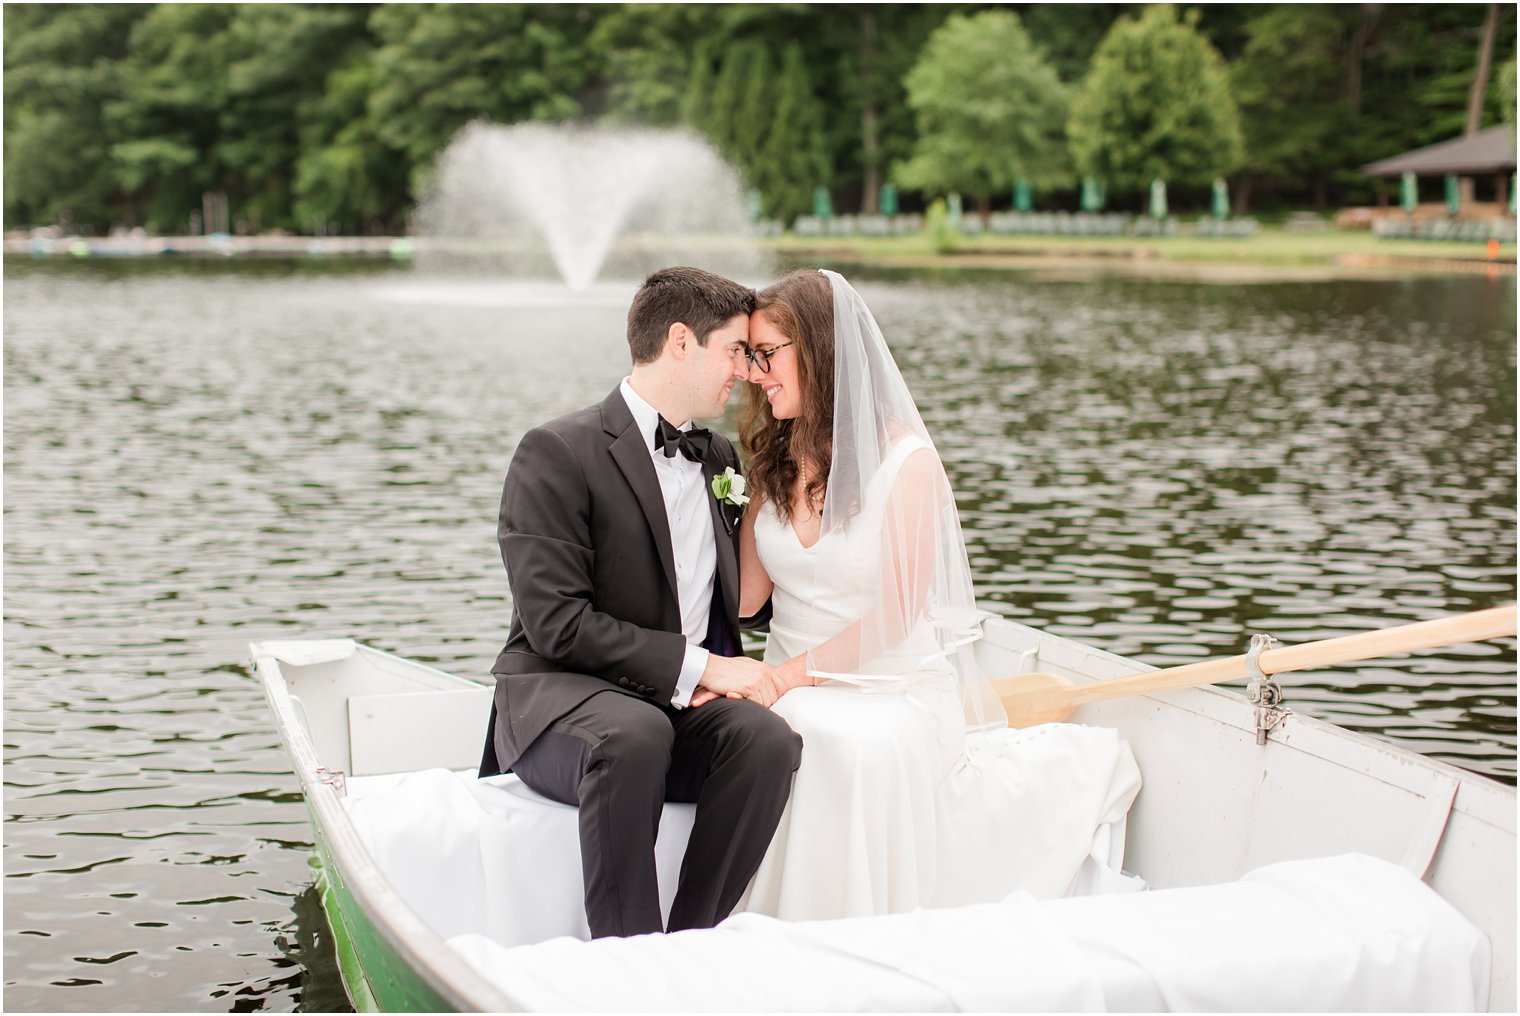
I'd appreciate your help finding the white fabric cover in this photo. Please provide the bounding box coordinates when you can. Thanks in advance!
[342,724,1137,950]
[344,769,696,945]
[447,854,1490,1012]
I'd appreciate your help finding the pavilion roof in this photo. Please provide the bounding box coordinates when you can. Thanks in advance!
[1361,124,1516,177]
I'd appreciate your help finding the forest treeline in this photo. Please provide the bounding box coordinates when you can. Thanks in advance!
[4,3,1515,235]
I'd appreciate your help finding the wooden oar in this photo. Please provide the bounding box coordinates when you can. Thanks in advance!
[994,605,1517,728]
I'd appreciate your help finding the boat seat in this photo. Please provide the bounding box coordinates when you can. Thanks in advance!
[343,768,698,947]
[447,853,1491,1011]
[341,722,1141,950]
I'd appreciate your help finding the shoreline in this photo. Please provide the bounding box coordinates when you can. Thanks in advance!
[6,229,1516,283]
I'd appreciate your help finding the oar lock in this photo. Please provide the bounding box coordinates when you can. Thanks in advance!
[316,765,349,797]
[1245,633,1291,745]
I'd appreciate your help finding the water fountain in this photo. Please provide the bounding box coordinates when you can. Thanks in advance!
[411,121,769,290]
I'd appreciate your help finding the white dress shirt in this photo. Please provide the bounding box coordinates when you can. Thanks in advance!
[620,379,715,708]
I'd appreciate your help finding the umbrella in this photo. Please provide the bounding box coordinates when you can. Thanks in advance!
[1211,179,1229,219]
[1150,178,1168,219]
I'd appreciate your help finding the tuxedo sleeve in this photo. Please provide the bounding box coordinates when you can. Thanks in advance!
[499,426,686,697]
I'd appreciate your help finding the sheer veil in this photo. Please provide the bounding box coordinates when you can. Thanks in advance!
[804,269,1006,734]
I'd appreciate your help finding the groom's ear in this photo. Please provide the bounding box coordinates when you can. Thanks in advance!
[665,322,692,361]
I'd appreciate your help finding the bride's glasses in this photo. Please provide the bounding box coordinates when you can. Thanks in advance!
[745,342,793,373]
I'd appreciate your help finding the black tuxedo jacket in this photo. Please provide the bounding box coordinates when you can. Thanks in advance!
[479,386,747,777]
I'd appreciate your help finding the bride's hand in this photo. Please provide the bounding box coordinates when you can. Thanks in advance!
[725,668,782,708]
[729,659,814,708]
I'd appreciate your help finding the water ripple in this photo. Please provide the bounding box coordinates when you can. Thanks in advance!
[4,260,1514,1010]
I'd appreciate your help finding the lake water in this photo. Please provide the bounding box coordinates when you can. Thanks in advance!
[4,259,1514,1011]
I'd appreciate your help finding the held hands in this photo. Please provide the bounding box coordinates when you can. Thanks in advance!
[691,654,812,708]
[693,654,780,707]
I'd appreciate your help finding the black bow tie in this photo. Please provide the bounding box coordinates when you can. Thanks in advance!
[654,418,711,463]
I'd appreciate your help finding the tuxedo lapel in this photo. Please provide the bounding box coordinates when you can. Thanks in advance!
[700,454,740,624]
[602,391,679,603]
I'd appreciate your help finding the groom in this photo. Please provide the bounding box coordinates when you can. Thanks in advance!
[478,266,801,939]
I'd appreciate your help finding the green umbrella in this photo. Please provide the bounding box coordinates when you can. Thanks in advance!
[813,186,833,220]
[1149,178,1168,220]
[1080,177,1104,213]
[1443,174,1460,215]
[879,183,898,218]
[1211,178,1229,219]
[1400,172,1418,213]
[1014,179,1032,213]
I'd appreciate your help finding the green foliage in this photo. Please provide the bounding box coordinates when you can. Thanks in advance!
[293,51,410,233]
[2,3,1511,233]
[678,44,716,132]
[1068,4,1243,194]
[1498,56,1518,125]
[895,11,1069,204]
[367,4,598,193]
[693,38,775,188]
[1231,6,1347,186]
[756,42,832,222]
[105,4,238,230]
[591,6,716,126]
[733,43,776,175]
[3,4,147,228]
[924,197,957,253]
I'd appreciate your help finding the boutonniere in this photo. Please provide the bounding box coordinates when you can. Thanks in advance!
[711,467,750,508]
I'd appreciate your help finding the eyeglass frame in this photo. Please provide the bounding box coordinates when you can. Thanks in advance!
[744,341,793,373]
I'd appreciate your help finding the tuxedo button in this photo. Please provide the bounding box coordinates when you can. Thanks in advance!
[640,686,654,697]
[618,677,630,688]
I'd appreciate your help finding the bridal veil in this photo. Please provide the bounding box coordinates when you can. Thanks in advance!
[802,269,1006,735]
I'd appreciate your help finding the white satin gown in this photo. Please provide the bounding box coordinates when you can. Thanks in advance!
[739,438,1141,921]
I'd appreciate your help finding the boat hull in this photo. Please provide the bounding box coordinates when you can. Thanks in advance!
[254,626,1515,1012]
[255,642,513,1012]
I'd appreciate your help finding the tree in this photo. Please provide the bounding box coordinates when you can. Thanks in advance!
[1498,56,1518,125]
[293,49,412,234]
[366,4,600,196]
[588,5,719,126]
[693,38,775,189]
[1230,5,1351,211]
[3,4,147,229]
[895,10,1069,218]
[733,42,776,176]
[678,44,716,132]
[1068,4,1243,199]
[106,4,238,232]
[218,5,379,232]
[756,42,831,222]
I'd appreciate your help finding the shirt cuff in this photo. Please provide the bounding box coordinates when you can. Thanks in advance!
[672,644,710,708]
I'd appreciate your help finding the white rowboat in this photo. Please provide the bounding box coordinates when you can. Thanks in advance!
[254,617,1516,1011]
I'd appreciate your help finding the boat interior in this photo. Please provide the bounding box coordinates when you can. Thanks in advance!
[254,633,1513,1011]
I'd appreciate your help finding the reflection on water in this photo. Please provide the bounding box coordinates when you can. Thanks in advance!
[4,259,1514,1010]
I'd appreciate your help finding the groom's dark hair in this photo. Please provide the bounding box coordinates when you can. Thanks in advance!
[626,267,755,364]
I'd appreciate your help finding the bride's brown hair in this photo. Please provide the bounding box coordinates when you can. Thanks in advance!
[741,270,836,521]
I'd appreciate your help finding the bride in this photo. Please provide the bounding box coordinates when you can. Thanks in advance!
[713,268,1139,921]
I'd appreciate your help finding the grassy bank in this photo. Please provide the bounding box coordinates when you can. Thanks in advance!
[762,226,1517,278]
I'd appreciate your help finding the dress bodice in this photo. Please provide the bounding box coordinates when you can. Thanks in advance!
[754,437,944,676]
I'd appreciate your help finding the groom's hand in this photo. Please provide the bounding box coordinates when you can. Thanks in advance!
[696,655,779,707]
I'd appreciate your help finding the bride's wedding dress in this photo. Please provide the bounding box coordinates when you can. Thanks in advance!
[739,436,1141,921]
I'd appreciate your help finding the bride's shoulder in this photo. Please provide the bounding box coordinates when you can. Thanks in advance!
[874,434,943,498]
[883,430,937,468]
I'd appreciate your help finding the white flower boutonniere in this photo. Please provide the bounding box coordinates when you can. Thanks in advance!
[711,466,750,507]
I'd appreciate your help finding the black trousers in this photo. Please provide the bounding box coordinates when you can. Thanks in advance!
[510,689,802,938]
